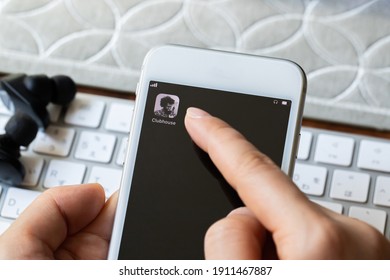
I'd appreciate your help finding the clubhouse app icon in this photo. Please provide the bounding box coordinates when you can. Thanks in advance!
[154,94,180,119]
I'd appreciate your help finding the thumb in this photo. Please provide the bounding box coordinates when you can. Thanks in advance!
[204,207,266,259]
[0,184,105,259]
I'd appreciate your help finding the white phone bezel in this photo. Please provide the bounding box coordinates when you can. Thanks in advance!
[108,45,306,259]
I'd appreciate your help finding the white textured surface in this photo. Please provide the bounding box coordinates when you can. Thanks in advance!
[0,0,389,129]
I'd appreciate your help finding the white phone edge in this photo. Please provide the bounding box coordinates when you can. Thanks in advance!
[108,45,307,259]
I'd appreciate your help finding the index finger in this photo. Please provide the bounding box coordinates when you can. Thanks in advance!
[184,107,315,234]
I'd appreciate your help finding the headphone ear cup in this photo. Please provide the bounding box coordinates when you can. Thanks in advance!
[0,112,37,185]
[1,73,77,129]
[0,155,25,186]
[5,112,38,147]
[22,74,54,106]
[51,75,76,105]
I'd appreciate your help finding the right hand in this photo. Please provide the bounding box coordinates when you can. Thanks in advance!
[185,107,390,259]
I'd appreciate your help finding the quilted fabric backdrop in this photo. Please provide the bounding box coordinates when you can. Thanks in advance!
[0,0,389,129]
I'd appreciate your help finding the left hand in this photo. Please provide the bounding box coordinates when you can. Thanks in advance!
[0,183,116,259]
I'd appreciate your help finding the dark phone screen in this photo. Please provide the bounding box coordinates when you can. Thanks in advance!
[118,81,291,259]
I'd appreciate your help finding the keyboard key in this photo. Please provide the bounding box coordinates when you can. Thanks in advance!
[44,160,86,188]
[1,188,41,219]
[311,199,343,214]
[293,163,327,196]
[33,126,75,156]
[314,134,355,166]
[357,140,390,172]
[0,220,11,235]
[297,131,312,160]
[75,131,116,163]
[349,206,387,234]
[330,170,370,203]
[19,157,45,187]
[87,166,122,198]
[64,95,105,128]
[116,137,128,166]
[373,176,390,207]
[105,102,134,133]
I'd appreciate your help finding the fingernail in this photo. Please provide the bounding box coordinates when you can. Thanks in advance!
[186,107,211,118]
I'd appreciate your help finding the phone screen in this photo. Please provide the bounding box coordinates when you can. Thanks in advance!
[118,80,292,259]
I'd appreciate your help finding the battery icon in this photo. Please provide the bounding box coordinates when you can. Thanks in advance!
[282,101,288,105]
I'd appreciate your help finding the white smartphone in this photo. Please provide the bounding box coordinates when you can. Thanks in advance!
[109,45,306,259]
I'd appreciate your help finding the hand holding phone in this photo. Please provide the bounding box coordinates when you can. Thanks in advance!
[109,45,306,259]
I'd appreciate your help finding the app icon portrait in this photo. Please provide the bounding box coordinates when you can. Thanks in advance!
[154,94,180,118]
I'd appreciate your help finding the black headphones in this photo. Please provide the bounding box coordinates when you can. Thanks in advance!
[0,73,77,185]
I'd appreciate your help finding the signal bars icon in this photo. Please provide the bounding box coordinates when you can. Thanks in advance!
[150,82,158,88]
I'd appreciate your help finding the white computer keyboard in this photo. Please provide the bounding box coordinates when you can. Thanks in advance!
[295,127,390,239]
[0,92,135,234]
[0,92,389,241]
